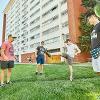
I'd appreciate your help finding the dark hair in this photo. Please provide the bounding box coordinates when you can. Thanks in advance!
[87,13,95,18]
[41,41,44,44]
[86,12,96,21]
[8,34,12,38]
[64,39,71,43]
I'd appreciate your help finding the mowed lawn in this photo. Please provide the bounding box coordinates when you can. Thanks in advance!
[0,63,100,100]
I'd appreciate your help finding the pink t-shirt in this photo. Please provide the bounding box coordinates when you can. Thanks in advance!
[0,50,2,61]
[1,41,15,61]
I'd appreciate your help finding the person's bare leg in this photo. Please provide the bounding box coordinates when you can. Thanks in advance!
[0,69,5,84]
[0,72,1,82]
[40,64,44,74]
[68,65,73,81]
[7,68,12,83]
[36,65,38,72]
[36,64,40,74]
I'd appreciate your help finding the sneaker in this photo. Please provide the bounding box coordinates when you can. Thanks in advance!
[39,73,43,75]
[0,83,5,87]
[35,72,38,75]
[70,76,73,81]
[6,81,12,84]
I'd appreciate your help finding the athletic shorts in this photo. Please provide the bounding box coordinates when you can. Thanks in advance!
[92,56,100,72]
[0,60,1,67]
[66,55,74,65]
[1,61,14,69]
[36,55,44,64]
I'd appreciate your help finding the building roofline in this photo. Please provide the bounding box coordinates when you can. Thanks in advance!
[4,0,15,14]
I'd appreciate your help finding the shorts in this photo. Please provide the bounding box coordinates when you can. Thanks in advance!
[36,55,44,64]
[92,56,100,72]
[66,55,74,65]
[1,61,14,69]
[0,60,1,67]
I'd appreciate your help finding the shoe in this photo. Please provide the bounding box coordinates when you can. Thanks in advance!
[6,81,12,84]
[35,72,38,75]
[0,83,5,87]
[70,76,73,81]
[39,73,43,75]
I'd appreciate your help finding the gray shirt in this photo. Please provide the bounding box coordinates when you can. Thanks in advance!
[36,46,46,56]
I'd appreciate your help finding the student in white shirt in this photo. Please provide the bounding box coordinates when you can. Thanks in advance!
[63,39,81,81]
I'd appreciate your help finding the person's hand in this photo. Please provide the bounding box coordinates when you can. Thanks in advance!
[64,43,66,47]
[14,56,17,61]
[75,52,79,56]
[35,55,37,58]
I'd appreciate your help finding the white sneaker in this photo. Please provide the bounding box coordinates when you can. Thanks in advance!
[0,83,5,87]
[70,76,73,81]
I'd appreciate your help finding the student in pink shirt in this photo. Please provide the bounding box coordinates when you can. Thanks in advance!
[0,34,16,87]
[0,46,2,64]
[0,47,2,82]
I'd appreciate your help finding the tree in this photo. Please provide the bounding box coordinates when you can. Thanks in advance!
[78,0,97,52]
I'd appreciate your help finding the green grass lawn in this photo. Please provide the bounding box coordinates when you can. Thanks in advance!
[0,63,100,100]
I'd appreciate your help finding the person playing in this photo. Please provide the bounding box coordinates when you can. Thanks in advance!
[0,46,1,65]
[0,34,16,87]
[0,47,2,82]
[63,39,81,81]
[87,13,100,75]
[35,41,48,75]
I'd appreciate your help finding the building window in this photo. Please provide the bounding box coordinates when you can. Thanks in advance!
[30,42,40,48]
[42,0,54,9]
[22,0,28,7]
[30,0,35,4]
[30,9,40,18]
[30,25,40,32]
[61,0,67,6]
[22,11,28,18]
[22,5,28,12]
[42,15,58,26]
[48,48,60,53]
[61,9,68,16]
[43,25,59,35]
[44,36,60,45]
[30,17,40,26]
[30,1,40,11]
[62,21,68,28]
[30,36,34,40]
[22,18,28,24]
[30,33,40,40]
[42,5,58,18]
[21,24,28,30]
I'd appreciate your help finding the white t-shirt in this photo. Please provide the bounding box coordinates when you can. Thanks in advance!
[65,43,79,58]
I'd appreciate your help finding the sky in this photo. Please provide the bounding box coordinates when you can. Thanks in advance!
[0,0,10,46]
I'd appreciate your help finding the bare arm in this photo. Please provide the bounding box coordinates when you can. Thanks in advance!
[35,49,38,58]
[1,43,8,61]
[75,45,81,55]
